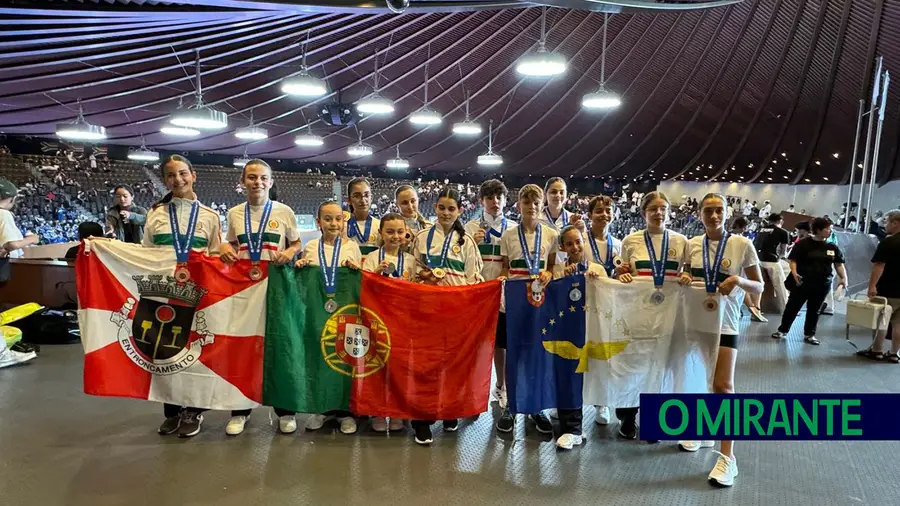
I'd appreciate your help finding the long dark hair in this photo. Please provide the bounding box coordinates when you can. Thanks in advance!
[436,186,466,247]
[154,154,194,208]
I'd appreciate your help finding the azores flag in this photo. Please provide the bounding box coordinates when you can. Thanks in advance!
[505,275,587,414]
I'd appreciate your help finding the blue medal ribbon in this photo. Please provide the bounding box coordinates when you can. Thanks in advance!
[702,232,729,295]
[588,226,616,277]
[348,215,372,245]
[482,213,507,244]
[425,226,454,269]
[244,201,273,262]
[544,208,568,229]
[518,224,543,276]
[377,247,405,278]
[318,237,341,296]
[168,200,200,263]
[643,230,669,288]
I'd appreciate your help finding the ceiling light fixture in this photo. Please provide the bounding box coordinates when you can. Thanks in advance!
[410,44,442,127]
[452,89,482,135]
[234,109,268,140]
[356,52,394,115]
[582,13,621,110]
[815,160,821,166]
[127,136,159,162]
[170,50,228,130]
[56,99,107,141]
[477,120,503,167]
[386,145,410,170]
[516,7,567,77]
[233,147,251,168]
[832,152,839,159]
[281,31,328,98]
[295,121,324,147]
[160,124,200,137]
[347,129,373,158]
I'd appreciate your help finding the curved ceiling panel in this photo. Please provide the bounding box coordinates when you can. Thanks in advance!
[0,0,898,185]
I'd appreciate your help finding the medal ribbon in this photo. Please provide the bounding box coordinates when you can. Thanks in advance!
[702,232,729,295]
[378,247,405,278]
[544,208,568,228]
[481,213,507,244]
[244,200,273,262]
[588,226,616,277]
[518,224,543,277]
[425,226,454,269]
[318,237,341,296]
[348,215,372,244]
[643,230,669,289]
[168,200,200,263]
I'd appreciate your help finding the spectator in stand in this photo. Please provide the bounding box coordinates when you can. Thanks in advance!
[105,184,147,244]
[0,179,40,260]
[858,210,900,362]
[65,222,104,259]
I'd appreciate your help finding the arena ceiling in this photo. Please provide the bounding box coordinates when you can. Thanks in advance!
[1,0,899,185]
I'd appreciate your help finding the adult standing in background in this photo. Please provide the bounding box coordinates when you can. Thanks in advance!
[759,200,772,221]
[858,210,900,362]
[105,184,147,244]
[0,178,39,263]
[750,213,791,320]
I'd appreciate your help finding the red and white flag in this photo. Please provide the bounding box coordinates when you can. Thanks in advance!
[76,239,264,410]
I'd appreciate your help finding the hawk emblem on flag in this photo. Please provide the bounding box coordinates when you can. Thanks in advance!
[542,340,630,373]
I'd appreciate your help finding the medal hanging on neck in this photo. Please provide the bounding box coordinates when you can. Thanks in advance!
[426,226,454,280]
[319,236,342,313]
[519,223,544,295]
[169,201,199,283]
[481,213,507,245]
[702,232,729,312]
[545,208,568,230]
[378,247,404,278]
[245,201,273,281]
[588,226,617,278]
[644,230,669,304]
[348,215,372,245]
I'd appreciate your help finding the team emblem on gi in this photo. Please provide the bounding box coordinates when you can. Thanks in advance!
[110,275,214,375]
[321,304,391,378]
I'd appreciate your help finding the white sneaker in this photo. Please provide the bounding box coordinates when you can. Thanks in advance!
[339,417,357,435]
[595,405,611,425]
[556,433,584,450]
[678,440,715,452]
[225,415,249,436]
[388,418,405,432]
[492,383,507,409]
[548,408,559,420]
[708,451,738,487]
[279,415,297,434]
[0,349,37,369]
[305,414,329,431]
[371,416,388,432]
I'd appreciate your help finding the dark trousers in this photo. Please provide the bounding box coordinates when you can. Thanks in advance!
[616,407,638,423]
[232,408,294,417]
[558,408,583,436]
[163,403,204,418]
[778,282,831,337]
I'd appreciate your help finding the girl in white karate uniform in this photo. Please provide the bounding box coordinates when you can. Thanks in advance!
[394,184,430,252]
[344,177,380,259]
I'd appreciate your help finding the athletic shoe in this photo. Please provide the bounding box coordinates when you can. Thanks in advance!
[708,451,738,487]
[595,405,611,425]
[443,419,459,432]
[371,417,388,432]
[0,349,36,369]
[226,415,249,436]
[305,414,330,431]
[678,440,715,452]
[618,419,637,440]
[279,415,297,434]
[819,303,833,316]
[158,415,181,435]
[749,307,768,322]
[339,417,357,434]
[388,418,405,431]
[548,408,559,420]
[530,412,553,434]
[496,408,515,433]
[10,341,37,354]
[556,433,584,450]
[804,335,821,346]
[492,383,507,409]
[177,411,203,438]
[771,331,786,339]
[414,424,433,445]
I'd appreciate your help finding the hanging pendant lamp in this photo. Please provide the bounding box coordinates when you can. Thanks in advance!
[281,32,328,98]
[347,129,373,157]
[235,109,268,140]
[233,147,251,168]
[170,50,228,130]
[127,136,159,162]
[452,89,482,136]
[583,13,621,110]
[477,120,503,166]
[356,54,394,115]
[386,145,410,169]
[56,99,107,141]
[410,44,442,126]
[516,7,567,77]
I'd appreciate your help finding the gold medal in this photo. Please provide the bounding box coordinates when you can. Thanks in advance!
[432,267,446,279]
[703,296,718,312]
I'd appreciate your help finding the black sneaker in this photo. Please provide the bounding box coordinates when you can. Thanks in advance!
[530,412,553,434]
[442,419,459,432]
[496,408,514,433]
[618,418,637,440]
[177,411,203,438]
[10,341,37,354]
[414,424,433,445]
[158,415,181,435]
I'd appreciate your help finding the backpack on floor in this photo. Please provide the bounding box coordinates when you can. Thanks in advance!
[7,308,80,345]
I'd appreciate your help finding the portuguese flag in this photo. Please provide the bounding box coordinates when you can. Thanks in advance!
[263,268,501,419]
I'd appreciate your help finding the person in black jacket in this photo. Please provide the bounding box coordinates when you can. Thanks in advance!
[772,217,848,345]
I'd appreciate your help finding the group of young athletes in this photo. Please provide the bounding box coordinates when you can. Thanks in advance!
[139,153,765,488]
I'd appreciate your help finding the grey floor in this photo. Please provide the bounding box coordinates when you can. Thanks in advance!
[2,305,900,506]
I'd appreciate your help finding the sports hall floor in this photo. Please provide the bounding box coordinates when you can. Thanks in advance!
[2,302,899,506]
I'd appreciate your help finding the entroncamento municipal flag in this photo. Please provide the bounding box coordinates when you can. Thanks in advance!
[77,239,264,410]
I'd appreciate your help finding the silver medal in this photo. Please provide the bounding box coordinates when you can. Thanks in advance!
[325,298,338,313]
[650,290,665,305]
